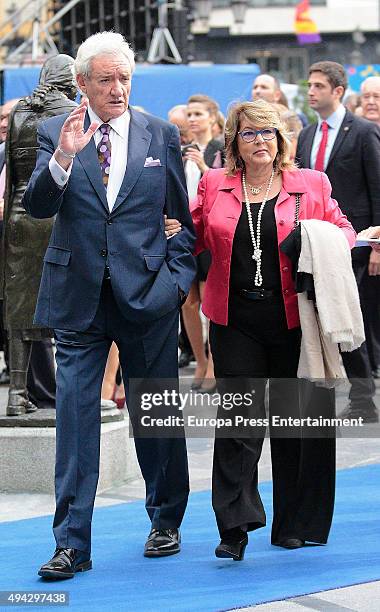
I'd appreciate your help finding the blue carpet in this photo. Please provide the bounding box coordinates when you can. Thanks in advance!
[1,464,379,611]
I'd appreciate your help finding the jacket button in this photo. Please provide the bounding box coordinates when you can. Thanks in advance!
[100,249,107,257]
[107,219,113,225]
[279,220,285,226]
[282,266,289,272]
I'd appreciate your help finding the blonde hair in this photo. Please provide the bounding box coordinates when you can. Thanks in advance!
[224,99,297,176]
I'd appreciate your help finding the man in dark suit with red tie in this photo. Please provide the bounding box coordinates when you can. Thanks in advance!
[296,61,380,423]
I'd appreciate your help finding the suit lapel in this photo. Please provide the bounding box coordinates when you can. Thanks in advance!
[112,109,152,212]
[218,170,243,218]
[76,113,109,213]
[326,110,353,170]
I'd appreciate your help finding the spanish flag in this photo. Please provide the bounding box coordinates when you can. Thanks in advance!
[294,0,321,44]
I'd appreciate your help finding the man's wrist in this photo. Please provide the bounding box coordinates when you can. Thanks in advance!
[54,148,73,171]
[57,145,75,160]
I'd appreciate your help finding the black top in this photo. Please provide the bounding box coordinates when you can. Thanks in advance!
[229,195,281,292]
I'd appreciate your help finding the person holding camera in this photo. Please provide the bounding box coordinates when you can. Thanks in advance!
[181,94,225,393]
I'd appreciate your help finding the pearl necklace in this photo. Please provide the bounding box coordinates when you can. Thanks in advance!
[242,168,275,287]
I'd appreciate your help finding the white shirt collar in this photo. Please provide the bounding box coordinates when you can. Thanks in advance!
[318,103,346,130]
[87,104,130,138]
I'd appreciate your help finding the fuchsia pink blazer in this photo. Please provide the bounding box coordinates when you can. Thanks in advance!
[190,167,356,329]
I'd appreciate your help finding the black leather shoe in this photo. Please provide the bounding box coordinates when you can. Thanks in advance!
[144,528,180,557]
[38,548,92,579]
[276,538,304,549]
[339,402,379,424]
[215,528,248,561]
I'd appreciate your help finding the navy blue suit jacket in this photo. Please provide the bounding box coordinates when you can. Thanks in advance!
[23,108,196,331]
[296,110,380,233]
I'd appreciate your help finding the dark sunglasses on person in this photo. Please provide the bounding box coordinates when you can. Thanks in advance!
[238,127,278,143]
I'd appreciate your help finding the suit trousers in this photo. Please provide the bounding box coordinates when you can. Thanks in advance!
[53,279,189,553]
[210,295,335,545]
[361,273,380,372]
[341,257,376,405]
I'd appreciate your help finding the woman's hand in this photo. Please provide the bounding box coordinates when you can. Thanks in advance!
[164,214,181,238]
[183,147,208,174]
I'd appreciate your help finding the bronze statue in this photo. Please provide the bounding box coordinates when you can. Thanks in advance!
[2,54,77,416]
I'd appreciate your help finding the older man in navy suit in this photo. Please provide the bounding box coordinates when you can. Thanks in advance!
[23,32,196,579]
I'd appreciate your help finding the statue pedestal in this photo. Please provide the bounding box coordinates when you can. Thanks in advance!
[0,406,140,494]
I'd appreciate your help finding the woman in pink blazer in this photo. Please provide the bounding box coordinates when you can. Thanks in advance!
[190,100,355,561]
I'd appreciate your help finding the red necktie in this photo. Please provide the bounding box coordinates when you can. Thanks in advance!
[314,120,329,172]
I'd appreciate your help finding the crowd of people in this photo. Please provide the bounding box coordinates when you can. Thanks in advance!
[0,30,379,579]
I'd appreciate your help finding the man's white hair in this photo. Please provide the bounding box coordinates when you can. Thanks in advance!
[73,31,135,78]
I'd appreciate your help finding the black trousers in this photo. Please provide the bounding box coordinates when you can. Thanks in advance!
[210,294,335,545]
[361,273,380,372]
[27,339,56,409]
[341,258,376,404]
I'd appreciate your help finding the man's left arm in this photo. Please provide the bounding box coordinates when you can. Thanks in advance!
[164,125,196,297]
[362,123,380,274]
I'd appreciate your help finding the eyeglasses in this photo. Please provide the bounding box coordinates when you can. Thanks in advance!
[238,127,277,143]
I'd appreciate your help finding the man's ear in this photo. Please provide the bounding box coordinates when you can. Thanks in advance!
[76,74,86,94]
[334,85,345,101]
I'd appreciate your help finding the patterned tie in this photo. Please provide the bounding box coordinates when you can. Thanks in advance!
[97,123,112,188]
[314,120,329,172]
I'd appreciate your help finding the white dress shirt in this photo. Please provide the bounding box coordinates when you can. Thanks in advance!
[49,105,130,211]
[310,103,346,170]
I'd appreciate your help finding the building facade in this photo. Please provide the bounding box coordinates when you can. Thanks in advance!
[2,1,379,83]
[191,0,380,82]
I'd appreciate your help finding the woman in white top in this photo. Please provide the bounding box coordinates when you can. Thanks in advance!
[182,94,225,391]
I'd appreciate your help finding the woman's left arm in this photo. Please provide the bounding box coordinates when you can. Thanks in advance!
[321,172,356,248]
[189,171,209,255]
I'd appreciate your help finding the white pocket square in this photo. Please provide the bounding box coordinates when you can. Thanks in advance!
[144,157,162,167]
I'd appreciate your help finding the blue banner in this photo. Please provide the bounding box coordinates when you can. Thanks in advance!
[3,63,260,119]
[345,64,380,92]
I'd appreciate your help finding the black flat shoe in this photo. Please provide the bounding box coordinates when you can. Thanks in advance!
[277,538,304,549]
[339,402,379,424]
[144,528,181,557]
[215,529,248,561]
[38,548,92,580]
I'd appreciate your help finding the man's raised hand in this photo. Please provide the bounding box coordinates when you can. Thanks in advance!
[54,100,99,169]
